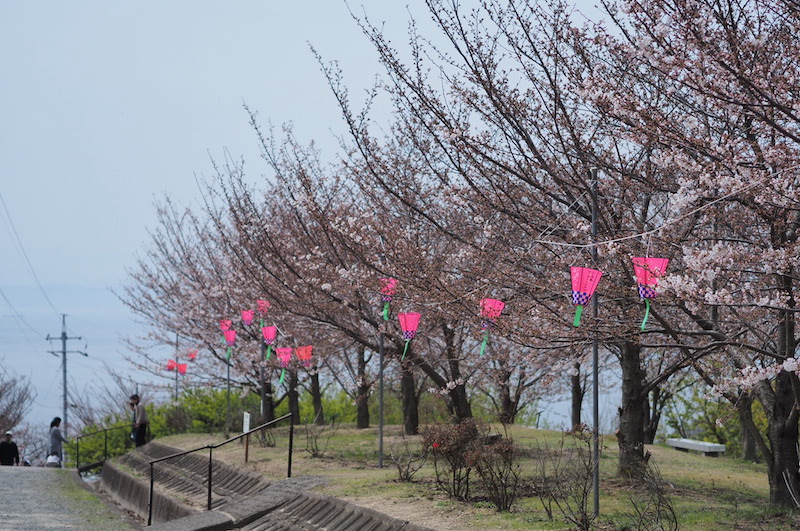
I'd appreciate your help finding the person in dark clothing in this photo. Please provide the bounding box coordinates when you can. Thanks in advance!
[130,394,148,447]
[0,431,20,466]
[48,417,68,466]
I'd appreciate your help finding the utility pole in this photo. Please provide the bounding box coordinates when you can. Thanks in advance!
[46,314,87,436]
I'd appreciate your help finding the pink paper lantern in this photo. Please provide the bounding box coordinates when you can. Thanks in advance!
[398,312,421,340]
[632,256,670,330]
[631,257,669,299]
[223,329,237,347]
[380,277,398,320]
[570,267,603,327]
[256,299,271,317]
[166,359,177,371]
[262,326,277,345]
[296,345,313,367]
[177,363,188,376]
[380,277,398,301]
[187,350,198,361]
[478,298,505,356]
[480,298,505,323]
[277,347,293,368]
[241,309,255,326]
[398,312,421,360]
[219,319,232,332]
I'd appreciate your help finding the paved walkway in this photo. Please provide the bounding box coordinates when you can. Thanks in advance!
[0,467,140,531]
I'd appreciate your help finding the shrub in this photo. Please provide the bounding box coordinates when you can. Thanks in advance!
[532,426,595,530]
[388,433,427,482]
[303,417,339,458]
[465,433,521,511]
[422,418,485,500]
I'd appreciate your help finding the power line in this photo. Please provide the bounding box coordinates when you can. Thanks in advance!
[0,287,47,356]
[0,190,60,317]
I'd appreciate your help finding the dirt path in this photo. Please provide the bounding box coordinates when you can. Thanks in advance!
[0,467,139,531]
[338,494,508,531]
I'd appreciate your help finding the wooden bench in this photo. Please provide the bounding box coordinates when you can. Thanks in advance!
[666,437,726,457]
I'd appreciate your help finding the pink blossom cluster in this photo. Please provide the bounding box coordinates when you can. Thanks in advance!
[427,378,466,396]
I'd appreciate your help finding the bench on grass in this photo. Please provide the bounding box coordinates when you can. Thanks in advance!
[666,437,726,457]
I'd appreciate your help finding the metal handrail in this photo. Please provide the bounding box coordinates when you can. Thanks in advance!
[147,413,294,526]
[75,424,131,471]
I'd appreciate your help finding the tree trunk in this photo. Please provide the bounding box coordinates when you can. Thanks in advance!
[499,380,517,424]
[310,369,325,425]
[643,388,661,445]
[446,340,472,422]
[401,360,419,435]
[571,362,583,429]
[762,371,800,507]
[449,384,473,423]
[263,380,275,424]
[356,349,370,429]
[288,370,300,425]
[738,393,757,462]
[617,341,648,478]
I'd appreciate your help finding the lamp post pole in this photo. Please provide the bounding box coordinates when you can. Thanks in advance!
[226,353,231,437]
[590,168,600,517]
[378,326,385,468]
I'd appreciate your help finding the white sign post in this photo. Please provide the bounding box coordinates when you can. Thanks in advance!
[243,411,251,433]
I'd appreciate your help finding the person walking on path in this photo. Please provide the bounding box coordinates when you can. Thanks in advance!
[49,417,68,465]
[130,394,148,447]
[0,431,20,466]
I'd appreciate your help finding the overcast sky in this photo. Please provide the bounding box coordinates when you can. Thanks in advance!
[0,1,417,430]
[0,1,604,434]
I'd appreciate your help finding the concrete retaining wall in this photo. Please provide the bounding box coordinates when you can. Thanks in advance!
[100,460,195,525]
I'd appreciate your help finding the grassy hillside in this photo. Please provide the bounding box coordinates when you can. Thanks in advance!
[158,424,797,530]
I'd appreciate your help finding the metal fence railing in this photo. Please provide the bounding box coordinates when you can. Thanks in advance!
[147,413,294,526]
[75,424,132,472]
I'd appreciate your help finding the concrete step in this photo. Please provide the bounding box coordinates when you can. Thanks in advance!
[113,441,271,512]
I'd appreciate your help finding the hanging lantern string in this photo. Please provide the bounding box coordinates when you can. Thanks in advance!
[503,168,777,253]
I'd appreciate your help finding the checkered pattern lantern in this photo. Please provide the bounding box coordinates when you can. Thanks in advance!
[276,347,293,384]
[241,310,255,327]
[256,299,270,327]
[632,257,669,330]
[261,325,277,360]
[478,298,505,356]
[398,312,421,361]
[223,329,236,360]
[296,345,313,368]
[570,267,603,327]
[380,278,398,321]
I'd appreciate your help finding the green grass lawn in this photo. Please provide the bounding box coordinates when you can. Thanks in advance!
[158,424,799,530]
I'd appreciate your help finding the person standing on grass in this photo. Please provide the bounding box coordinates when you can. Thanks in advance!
[48,418,68,465]
[0,431,20,466]
[130,394,148,447]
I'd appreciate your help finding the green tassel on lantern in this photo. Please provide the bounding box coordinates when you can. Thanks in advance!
[640,299,651,331]
[573,305,584,327]
[226,346,232,361]
[265,345,272,361]
[401,340,410,361]
[279,368,285,385]
[479,331,489,356]
[383,302,390,321]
